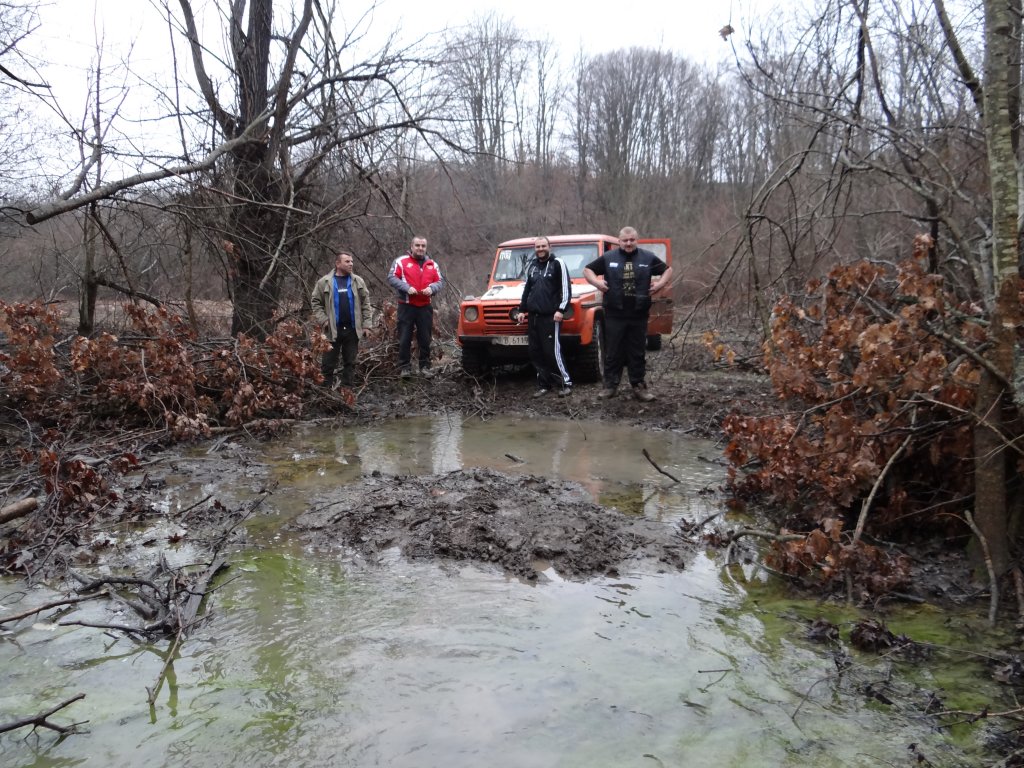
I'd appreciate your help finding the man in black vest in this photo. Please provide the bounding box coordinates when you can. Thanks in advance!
[584,226,673,401]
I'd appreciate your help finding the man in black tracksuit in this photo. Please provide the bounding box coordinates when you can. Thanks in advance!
[514,236,573,398]
[584,226,672,401]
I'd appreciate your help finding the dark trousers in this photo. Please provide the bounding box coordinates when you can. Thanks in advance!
[322,327,359,385]
[527,314,572,389]
[397,303,434,370]
[603,312,648,389]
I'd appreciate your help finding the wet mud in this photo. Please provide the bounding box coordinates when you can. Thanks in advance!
[287,467,693,580]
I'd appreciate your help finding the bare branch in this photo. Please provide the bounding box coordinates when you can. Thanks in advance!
[0,694,87,736]
[25,116,271,224]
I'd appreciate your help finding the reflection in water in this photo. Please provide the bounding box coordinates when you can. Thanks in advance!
[263,415,723,523]
[0,416,999,767]
[430,413,462,474]
[332,430,362,472]
[1,552,996,768]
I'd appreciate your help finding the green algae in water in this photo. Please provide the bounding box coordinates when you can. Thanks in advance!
[884,605,1014,716]
[598,483,647,515]
[724,572,1015,757]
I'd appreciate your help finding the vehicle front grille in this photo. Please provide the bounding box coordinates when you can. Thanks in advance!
[481,306,518,333]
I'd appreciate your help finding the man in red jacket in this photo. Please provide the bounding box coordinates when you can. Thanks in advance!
[387,236,445,377]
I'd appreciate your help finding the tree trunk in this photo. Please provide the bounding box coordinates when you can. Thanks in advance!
[227,152,283,339]
[975,0,1022,577]
[77,211,97,337]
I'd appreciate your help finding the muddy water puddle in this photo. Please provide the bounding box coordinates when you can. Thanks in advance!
[258,415,722,522]
[0,416,1005,766]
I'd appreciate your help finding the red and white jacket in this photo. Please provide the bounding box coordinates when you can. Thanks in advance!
[387,253,444,307]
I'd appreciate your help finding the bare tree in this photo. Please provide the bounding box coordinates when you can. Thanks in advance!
[440,13,530,208]
[572,47,710,228]
[21,0,435,338]
[174,0,433,336]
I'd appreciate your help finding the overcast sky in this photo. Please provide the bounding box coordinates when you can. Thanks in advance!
[30,0,779,104]
[363,0,772,60]
[15,0,779,187]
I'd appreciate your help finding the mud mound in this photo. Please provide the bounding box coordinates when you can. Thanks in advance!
[287,468,693,579]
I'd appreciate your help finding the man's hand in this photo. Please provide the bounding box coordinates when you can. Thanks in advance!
[554,311,564,322]
[408,287,419,296]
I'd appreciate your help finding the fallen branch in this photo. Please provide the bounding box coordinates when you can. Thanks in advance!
[642,448,680,483]
[692,510,723,530]
[58,620,151,638]
[0,694,87,735]
[147,630,184,707]
[176,555,227,635]
[208,417,300,435]
[0,592,107,626]
[930,704,1024,721]
[142,554,228,705]
[69,571,163,596]
[963,510,998,626]
[727,528,806,544]
[0,496,41,525]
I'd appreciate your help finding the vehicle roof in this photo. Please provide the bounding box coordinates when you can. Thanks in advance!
[497,234,616,248]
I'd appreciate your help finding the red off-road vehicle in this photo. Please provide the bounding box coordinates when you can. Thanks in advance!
[456,234,672,382]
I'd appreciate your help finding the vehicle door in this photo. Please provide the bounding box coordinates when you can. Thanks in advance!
[639,238,672,336]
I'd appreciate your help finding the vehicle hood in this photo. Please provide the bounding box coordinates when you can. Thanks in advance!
[477,283,594,301]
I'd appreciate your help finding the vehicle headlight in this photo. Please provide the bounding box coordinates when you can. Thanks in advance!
[464,306,479,322]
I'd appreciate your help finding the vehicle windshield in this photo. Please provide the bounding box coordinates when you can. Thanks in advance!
[492,244,600,281]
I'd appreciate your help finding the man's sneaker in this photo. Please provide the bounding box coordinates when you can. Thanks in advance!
[420,368,435,379]
[597,388,617,399]
[400,368,412,379]
[533,388,550,399]
[557,386,573,397]
[632,384,655,402]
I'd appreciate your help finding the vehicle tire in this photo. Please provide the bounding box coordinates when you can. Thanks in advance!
[461,345,490,376]
[646,334,662,351]
[574,317,604,383]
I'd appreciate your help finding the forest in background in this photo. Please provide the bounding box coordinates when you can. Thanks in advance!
[0,1,978,338]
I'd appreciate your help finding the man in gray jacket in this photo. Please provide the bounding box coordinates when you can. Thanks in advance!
[311,251,372,388]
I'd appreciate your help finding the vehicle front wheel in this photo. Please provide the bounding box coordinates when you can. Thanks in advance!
[461,345,490,377]
[573,318,604,383]
[646,334,662,351]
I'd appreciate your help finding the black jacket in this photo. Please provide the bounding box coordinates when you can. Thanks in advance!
[519,256,571,315]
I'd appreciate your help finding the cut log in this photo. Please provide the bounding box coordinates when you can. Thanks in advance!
[0,497,41,525]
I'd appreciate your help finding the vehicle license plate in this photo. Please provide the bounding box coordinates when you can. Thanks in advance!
[493,335,529,346]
